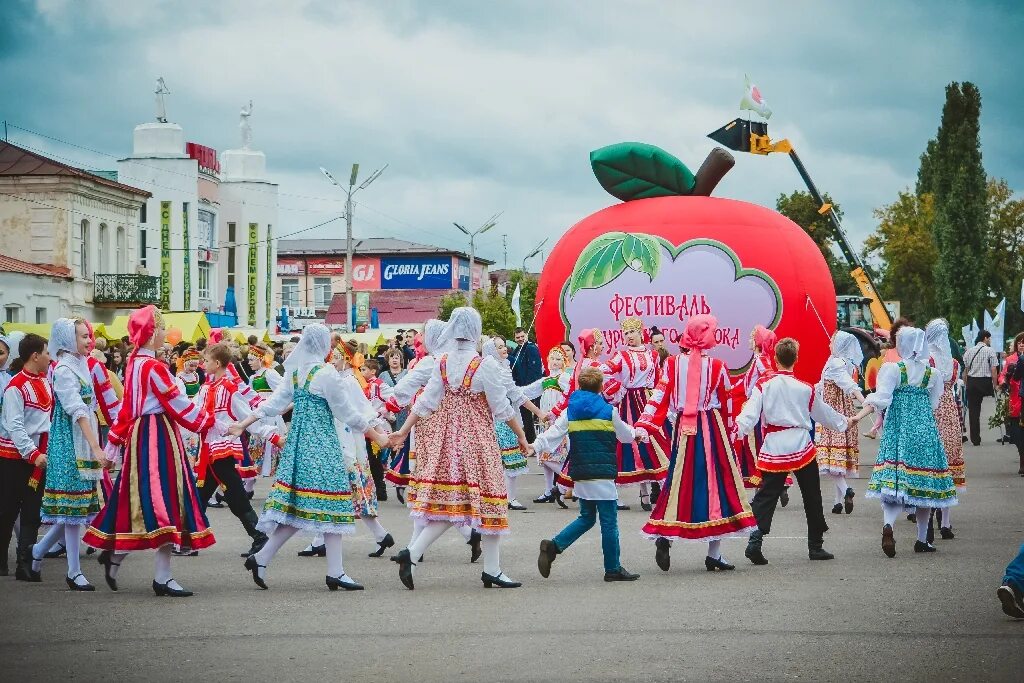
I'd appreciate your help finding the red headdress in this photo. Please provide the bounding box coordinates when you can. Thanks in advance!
[208,328,224,344]
[578,328,600,357]
[679,314,718,435]
[413,332,426,361]
[128,305,162,348]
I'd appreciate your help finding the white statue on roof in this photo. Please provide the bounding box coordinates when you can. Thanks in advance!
[155,77,170,123]
[240,100,254,149]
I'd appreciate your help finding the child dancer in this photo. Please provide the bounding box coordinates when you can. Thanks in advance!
[815,331,866,515]
[194,342,282,558]
[524,346,572,508]
[83,307,217,596]
[230,324,388,591]
[1,333,51,581]
[735,325,777,491]
[925,319,964,540]
[853,326,957,557]
[30,319,109,589]
[535,368,639,582]
[635,315,756,572]
[738,338,851,565]
[388,307,532,590]
[361,358,391,500]
[603,317,670,511]
[246,345,284,479]
[177,348,204,465]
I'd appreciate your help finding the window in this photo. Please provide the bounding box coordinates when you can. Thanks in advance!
[198,209,216,251]
[227,222,236,288]
[139,202,147,224]
[79,220,90,278]
[198,261,211,300]
[98,224,109,273]
[5,305,22,323]
[313,277,332,308]
[116,226,126,273]
[140,228,147,269]
[281,278,299,308]
[35,307,46,324]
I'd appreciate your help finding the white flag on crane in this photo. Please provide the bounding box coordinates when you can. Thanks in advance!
[511,282,522,327]
[740,74,772,119]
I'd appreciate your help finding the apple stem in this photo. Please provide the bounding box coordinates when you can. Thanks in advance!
[691,147,736,196]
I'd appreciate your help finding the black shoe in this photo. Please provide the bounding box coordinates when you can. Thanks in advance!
[396,488,406,505]
[152,579,193,597]
[553,488,569,509]
[16,548,42,583]
[207,501,226,509]
[97,550,122,591]
[467,530,482,563]
[907,512,917,523]
[538,539,559,578]
[705,555,735,571]
[745,530,768,566]
[654,538,671,571]
[831,503,843,514]
[533,491,555,504]
[882,524,896,558]
[508,499,527,511]
[481,571,521,588]
[913,541,937,553]
[326,574,364,591]
[65,573,96,591]
[172,547,199,557]
[617,503,631,511]
[604,566,639,582]
[396,549,415,590]
[215,492,225,504]
[369,533,395,558]
[780,489,790,507]
[997,583,1024,619]
[246,490,255,500]
[640,494,652,512]
[297,544,326,557]
[44,543,67,559]
[940,526,955,540]
[244,554,268,590]
[843,487,855,514]
[650,481,662,506]
[808,542,834,561]
[85,547,96,556]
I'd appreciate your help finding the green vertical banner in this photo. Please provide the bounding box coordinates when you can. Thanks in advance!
[355,291,370,325]
[182,203,191,309]
[248,222,258,326]
[160,201,171,310]
[265,224,273,327]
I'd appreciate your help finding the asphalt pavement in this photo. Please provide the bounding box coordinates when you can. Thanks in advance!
[2,405,1023,682]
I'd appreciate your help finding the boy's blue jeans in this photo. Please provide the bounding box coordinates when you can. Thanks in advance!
[1004,541,1024,590]
[552,498,620,573]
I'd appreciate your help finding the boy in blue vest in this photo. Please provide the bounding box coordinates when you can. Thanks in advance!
[534,367,639,582]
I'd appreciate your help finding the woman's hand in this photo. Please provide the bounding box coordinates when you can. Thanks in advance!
[518,435,534,457]
[226,422,246,437]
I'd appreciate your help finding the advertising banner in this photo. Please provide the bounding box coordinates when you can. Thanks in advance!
[160,201,171,309]
[306,257,381,289]
[380,256,452,290]
[182,203,191,309]
[276,259,305,276]
[266,225,273,326]
[248,223,258,326]
[355,291,370,325]
[456,257,470,290]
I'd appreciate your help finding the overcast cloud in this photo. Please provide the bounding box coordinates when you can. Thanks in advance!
[1,0,1020,267]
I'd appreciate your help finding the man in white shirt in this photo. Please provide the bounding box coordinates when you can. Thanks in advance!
[964,330,999,446]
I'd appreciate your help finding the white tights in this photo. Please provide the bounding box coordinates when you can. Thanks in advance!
[243,478,256,494]
[915,508,931,543]
[542,463,558,492]
[938,507,951,528]
[323,533,347,578]
[882,501,902,527]
[707,539,722,560]
[505,474,519,501]
[256,525,300,567]
[361,516,389,543]
[833,475,848,504]
[33,524,88,583]
[405,521,508,578]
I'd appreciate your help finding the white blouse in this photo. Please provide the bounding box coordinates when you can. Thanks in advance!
[253,363,372,434]
[53,364,94,425]
[390,356,435,408]
[820,357,861,397]
[865,360,943,412]
[412,340,517,423]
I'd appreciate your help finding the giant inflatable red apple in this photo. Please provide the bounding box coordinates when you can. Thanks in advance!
[535,143,836,384]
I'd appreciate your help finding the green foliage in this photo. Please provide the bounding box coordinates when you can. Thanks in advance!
[590,142,696,202]
[982,178,1024,335]
[774,191,857,295]
[438,291,468,322]
[568,232,661,298]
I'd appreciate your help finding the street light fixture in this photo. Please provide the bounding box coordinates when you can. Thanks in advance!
[320,163,388,330]
[453,211,501,294]
[522,237,548,273]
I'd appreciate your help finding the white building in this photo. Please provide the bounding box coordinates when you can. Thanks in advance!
[0,141,153,324]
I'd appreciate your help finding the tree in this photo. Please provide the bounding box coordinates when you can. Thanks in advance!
[438,291,468,322]
[863,191,938,323]
[982,178,1024,335]
[502,269,539,339]
[917,82,988,327]
[775,191,858,295]
[436,286,517,339]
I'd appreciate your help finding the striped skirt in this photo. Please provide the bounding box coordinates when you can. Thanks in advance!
[642,409,756,542]
[83,413,215,552]
[235,433,260,480]
[615,387,670,485]
[497,421,529,477]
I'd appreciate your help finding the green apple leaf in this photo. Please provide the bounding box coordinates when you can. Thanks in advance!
[590,142,696,202]
[568,234,629,298]
[621,234,660,282]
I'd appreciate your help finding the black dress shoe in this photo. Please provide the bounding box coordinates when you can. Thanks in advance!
[326,574,364,591]
[831,503,843,514]
[396,549,415,590]
[906,512,917,523]
[467,530,482,563]
[640,494,652,512]
[843,487,855,514]
[97,550,121,591]
[939,526,955,540]
[173,547,199,557]
[297,544,326,557]
[604,566,639,582]
[152,579,193,597]
[617,503,631,511]
[881,524,896,558]
[395,488,406,505]
[44,543,67,559]
[705,555,735,571]
[538,539,559,578]
[65,573,96,591]
[780,489,790,507]
[207,501,226,509]
[654,538,671,571]
[553,488,569,509]
[368,533,395,558]
[481,571,521,588]
[913,541,937,553]
[533,491,554,504]
[244,555,268,590]
[378,489,388,502]
[745,531,768,566]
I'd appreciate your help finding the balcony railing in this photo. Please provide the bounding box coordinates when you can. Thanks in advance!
[93,273,162,307]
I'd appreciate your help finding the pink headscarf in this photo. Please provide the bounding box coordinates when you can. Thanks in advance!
[578,329,600,358]
[752,325,777,358]
[679,315,718,435]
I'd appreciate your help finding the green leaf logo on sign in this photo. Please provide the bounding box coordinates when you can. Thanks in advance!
[568,232,661,298]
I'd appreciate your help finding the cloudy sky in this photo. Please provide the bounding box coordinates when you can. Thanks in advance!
[2,0,1021,269]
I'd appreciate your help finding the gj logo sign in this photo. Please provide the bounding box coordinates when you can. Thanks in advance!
[380,257,452,290]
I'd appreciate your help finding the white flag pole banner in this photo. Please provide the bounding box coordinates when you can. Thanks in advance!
[1020,279,1024,313]
[962,323,974,348]
[991,298,1007,351]
[511,282,522,328]
[740,74,772,119]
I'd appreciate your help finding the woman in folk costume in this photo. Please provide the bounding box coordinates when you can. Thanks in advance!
[735,325,777,491]
[83,306,217,597]
[853,326,957,557]
[230,324,388,592]
[482,337,545,511]
[379,347,409,499]
[388,307,533,590]
[925,318,964,540]
[176,348,204,463]
[29,319,109,590]
[634,315,756,572]
[523,345,573,508]
[246,345,284,479]
[603,317,670,511]
[815,331,866,515]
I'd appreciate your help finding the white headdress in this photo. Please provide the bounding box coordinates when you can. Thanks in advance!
[481,338,510,370]
[50,318,91,385]
[0,331,26,371]
[284,323,331,375]
[435,307,482,352]
[925,319,953,377]
[422,318,447,355]
[896,326,928,365]
[830,330,864,368]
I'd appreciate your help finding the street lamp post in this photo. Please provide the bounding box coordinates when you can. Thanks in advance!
[453,212,501,294]
[320,163,387,330]
[522,237,548,273]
